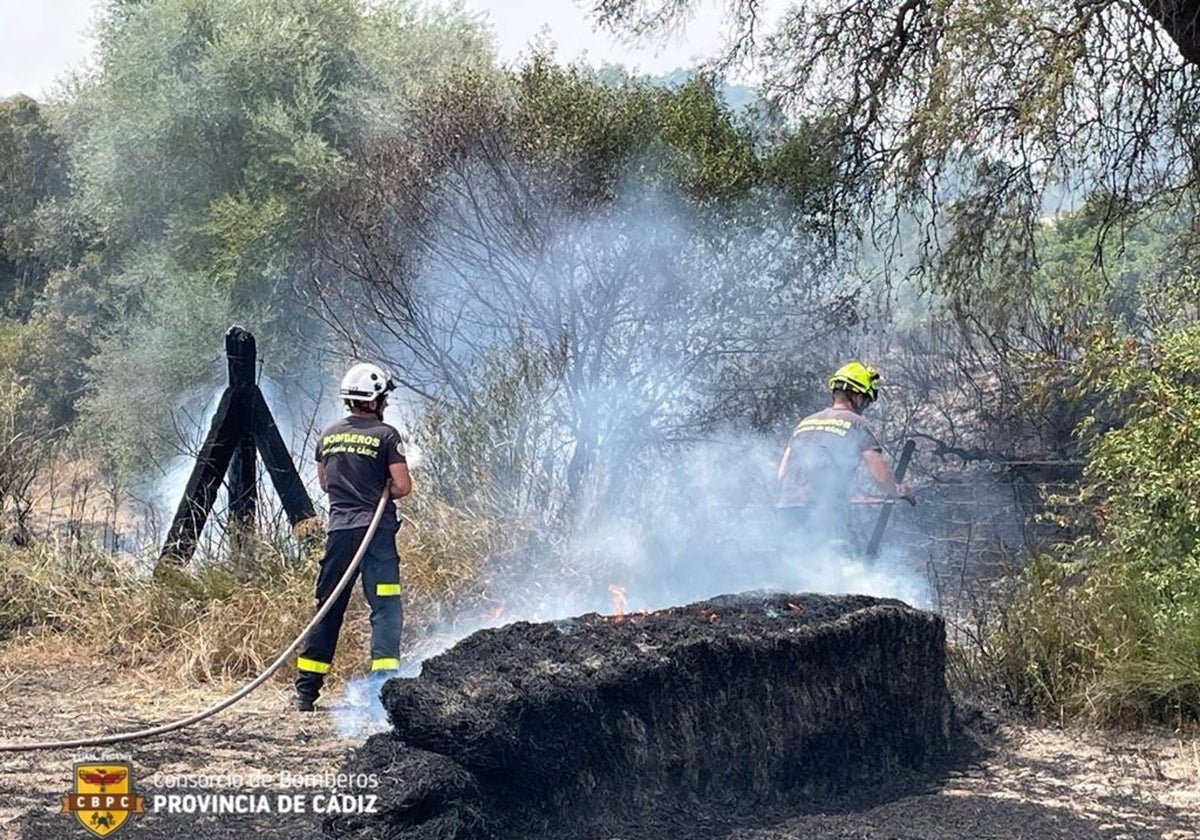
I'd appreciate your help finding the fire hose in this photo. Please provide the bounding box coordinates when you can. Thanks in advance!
[0,488,392,753]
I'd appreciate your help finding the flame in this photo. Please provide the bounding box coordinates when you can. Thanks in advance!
[608,583,627,623]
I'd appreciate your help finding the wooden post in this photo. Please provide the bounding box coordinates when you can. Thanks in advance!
[226,328,258,564]
[251,388,317,526]
[157,326,317,571]
[158,388,244,566]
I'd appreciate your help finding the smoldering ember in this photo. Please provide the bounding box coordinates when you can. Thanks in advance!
[323,592,953,840]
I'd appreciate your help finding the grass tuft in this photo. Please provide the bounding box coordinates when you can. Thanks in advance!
[958,553,1200,727]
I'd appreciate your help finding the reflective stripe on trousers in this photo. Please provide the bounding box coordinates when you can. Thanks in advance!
[294,526,404,700]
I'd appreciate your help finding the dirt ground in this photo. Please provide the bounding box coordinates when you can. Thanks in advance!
[0,662,1197,840]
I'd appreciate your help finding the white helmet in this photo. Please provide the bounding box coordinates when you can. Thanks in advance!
[339,362,394,402]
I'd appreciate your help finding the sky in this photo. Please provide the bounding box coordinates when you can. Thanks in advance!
[0,0,736,99]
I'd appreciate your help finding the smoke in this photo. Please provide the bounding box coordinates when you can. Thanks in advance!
[333,671,396,739]
[328,144,924,615]
[145,375,227,547]
[308,79,940,738]
[560,431,932,614]
[329,449,930,737]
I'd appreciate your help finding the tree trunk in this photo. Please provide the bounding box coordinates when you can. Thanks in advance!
[1141,1,1200,67]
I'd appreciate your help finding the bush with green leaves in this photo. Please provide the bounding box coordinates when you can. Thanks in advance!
[988,320,1200,724]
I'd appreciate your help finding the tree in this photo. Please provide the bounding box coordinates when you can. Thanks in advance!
[0,96,70,318]
[593,1,1200,501]
[594,1,1200,281]
[52,0,493,475]
[307,62,852,528]
[72,0,493,298]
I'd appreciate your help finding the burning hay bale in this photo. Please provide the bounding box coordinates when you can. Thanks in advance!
[327,592,952,840]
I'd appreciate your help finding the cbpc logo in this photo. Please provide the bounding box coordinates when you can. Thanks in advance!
[60,760,145,837]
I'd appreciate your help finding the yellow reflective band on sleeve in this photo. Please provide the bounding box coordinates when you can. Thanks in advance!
[375,583,402,596]
[296,657,331,674]
[370,658,400,671]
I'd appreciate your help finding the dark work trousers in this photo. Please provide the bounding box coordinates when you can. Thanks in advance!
[294,526,403,701]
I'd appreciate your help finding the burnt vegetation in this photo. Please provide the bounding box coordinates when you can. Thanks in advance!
[328,593,953,840]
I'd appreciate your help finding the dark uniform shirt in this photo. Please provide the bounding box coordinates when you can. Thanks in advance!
[315,415,406,531]
[777,406,881,511]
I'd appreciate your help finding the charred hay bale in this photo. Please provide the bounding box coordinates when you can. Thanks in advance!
[331,592,951,839]
[326,735,491,840]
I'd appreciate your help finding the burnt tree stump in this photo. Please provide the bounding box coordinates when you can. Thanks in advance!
[327,592,953,840]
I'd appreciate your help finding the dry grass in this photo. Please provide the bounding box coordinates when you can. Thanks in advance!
[0,499,524,690]
[399,498,524,610]
[955,554,1200,728]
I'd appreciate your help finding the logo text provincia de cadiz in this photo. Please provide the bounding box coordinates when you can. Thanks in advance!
[61,756,379,836]
[151,791,378,815]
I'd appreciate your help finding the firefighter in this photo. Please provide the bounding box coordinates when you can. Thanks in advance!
[293,362,412,712]
[775,361,913,553]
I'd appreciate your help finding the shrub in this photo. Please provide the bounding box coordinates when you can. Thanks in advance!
[981,324,1200,724]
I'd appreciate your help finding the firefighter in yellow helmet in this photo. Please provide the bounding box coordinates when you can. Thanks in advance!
[775,362,914,549]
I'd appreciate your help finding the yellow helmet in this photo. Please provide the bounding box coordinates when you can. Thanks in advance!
[828,361,881,402]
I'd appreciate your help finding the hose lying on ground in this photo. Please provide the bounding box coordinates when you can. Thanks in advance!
[0,488,391,752]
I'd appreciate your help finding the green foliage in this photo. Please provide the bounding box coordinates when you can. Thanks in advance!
[760,118,840,222]
[195,192,291,294]
[49,0,494,474]
[511,59,831,209]
[78,256,233,482]
[940,194,1185,351]
[651,74,760,201]
[512,58,659,205]
[987,554,1200,725]
[985,316,1200,724]
[1071,325,1200,614]
[78,0,361,282]
[72,0,492,289]
[354,1,494,137]
[0,96,71,318]
[876,195,1193,487]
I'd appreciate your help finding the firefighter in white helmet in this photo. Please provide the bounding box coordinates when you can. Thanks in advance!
[293,362,412,712]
